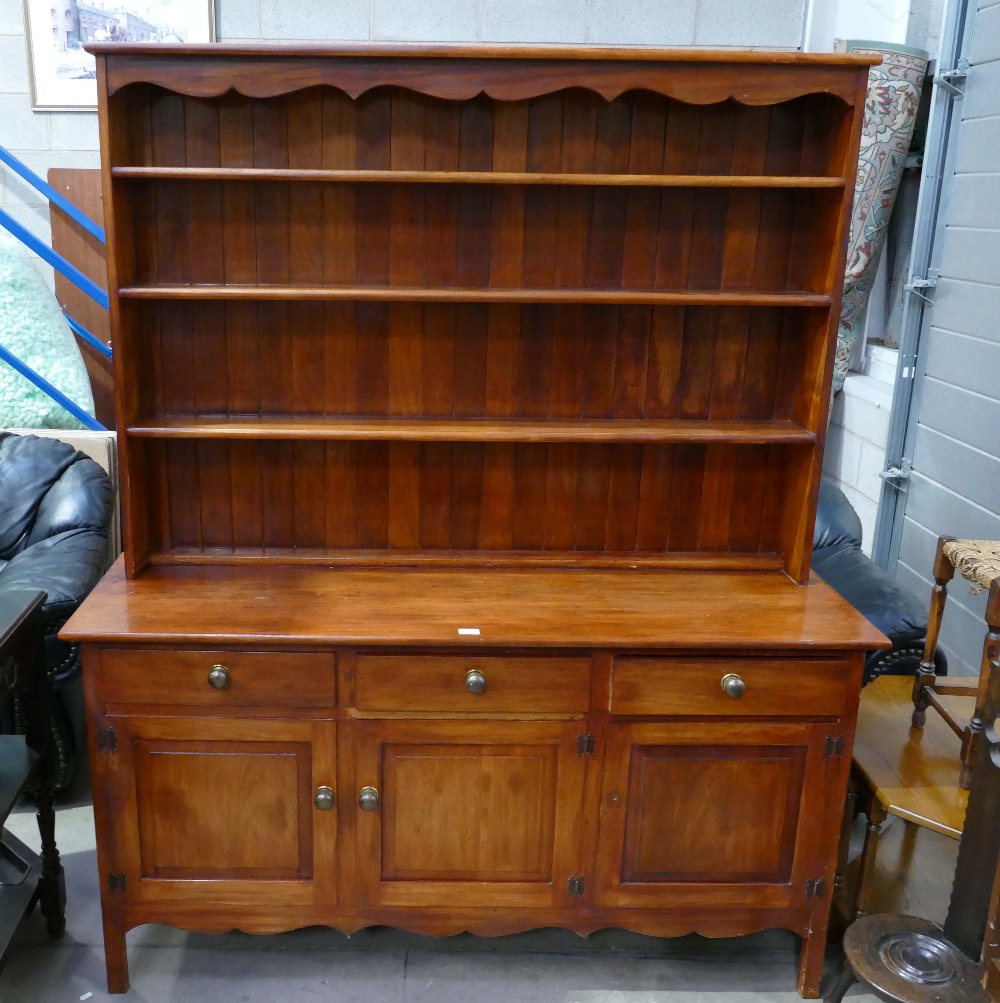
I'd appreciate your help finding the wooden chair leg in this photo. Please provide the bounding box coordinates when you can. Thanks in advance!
[960,581,1000,790]
[833,779,860,925]
[854,794,888,920]
[913,535,956,728]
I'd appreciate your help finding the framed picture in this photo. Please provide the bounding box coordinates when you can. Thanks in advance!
[23,0,215,110]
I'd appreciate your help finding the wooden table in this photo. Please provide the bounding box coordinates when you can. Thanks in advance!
[846,674,972,919]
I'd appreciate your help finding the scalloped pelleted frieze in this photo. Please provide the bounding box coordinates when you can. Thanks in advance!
[135,909,807,941]
[102,54,861,107]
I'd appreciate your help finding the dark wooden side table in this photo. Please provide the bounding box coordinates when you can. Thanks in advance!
[842,675,971,920]
[0,589,66,958]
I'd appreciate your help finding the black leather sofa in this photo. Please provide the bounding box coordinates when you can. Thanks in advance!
[812,478,945,685]
[0,431,114,788]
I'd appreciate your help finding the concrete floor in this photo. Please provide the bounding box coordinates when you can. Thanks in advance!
[0,798,885,1003]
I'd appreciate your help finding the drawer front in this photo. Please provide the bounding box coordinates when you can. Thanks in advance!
[610,658,849,717]
[101,649,336,708]
[353,654,591,713]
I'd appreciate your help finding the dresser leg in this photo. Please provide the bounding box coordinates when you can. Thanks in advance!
[797,923,829,998]
[102,912,129,994]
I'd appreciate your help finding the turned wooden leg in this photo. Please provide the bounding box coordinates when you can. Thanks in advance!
[835,781,859,893]
[959,582,1000,791]
[102,907,129,994]
[823,960,857,1003]
[854,796,888,920]
[833,780,859,925]
[15,613,66,938]
[34,787,66,939]
[913,536,955,728]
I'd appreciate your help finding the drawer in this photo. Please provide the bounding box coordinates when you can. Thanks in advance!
[353,654,592,713]
[100,649,336,708]
[610,658,850,717]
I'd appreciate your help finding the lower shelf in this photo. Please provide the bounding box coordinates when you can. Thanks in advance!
[126,416,816,445]
[145,547,787,572]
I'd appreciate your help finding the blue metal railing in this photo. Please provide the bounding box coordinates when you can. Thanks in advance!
[0,146,105,244]
[0,343,104,431]
[66,313,113,361]
[0,207,109,310]
[0,144,110,430]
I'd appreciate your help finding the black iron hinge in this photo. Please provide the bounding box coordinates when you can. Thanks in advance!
[96,727,117,752]
[805,878,826,900]
[823,736,846,758]
[576,733,596,757]
[567,876,585,896]
[107,872,127,893]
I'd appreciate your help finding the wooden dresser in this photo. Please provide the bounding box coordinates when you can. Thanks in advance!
[63,43,885,998]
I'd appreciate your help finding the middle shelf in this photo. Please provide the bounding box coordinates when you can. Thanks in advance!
[126,416,816,444]
[118,285,832,306]
[111,167,848,188]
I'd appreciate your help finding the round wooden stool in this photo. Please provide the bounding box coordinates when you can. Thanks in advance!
[825,914,989,1003]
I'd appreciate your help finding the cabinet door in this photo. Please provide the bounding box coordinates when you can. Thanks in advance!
[352,720,588,909]
[105,716,337,907]
[595,721,838,910]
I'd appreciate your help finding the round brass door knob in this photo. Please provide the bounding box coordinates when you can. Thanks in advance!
[314,786,335,811]
[465,669,487,694]
[207,664,231,689]
[721,672,746,699]
[358,786,380,811]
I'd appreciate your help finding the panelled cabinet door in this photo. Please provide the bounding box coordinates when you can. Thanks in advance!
[353,720,588,909]
[595,721,837,910]
[104,716,337,907]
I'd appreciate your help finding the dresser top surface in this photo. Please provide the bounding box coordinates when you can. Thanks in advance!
[63,560,888,651]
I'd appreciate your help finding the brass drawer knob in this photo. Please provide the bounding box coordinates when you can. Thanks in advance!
[465,669,487,695]
[721,672,746,699]
[314,786,334,811]
[358,786,380,811]
[207,664,231,689]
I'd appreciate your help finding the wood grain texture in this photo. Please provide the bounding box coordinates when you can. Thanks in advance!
[64,558,888,650]
[93,46,877,110]
[610,658,850,718]
[853,675,970,839]
[126,416,815,443]
[353,718,587,908]
[84,50,874,1001]
[352,653,591,713]
[100,648,336,709]
[125,436,808,566]
[103,713,337,905]
[48,167,115,428]
[594,720,827,908]
[114,167,848,186]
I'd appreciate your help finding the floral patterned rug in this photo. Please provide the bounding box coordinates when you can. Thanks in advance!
[834,42,929,396]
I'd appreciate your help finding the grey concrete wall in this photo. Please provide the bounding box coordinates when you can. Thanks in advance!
[0,0,807,272]
[892,0,1000,677]
[217,0,807,46]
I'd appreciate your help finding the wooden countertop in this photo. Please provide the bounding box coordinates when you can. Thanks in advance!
[63,559,889,651]
[853,675,972,839]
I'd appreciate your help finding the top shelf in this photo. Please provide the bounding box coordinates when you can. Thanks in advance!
[110,167,847,188]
